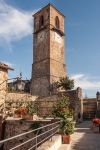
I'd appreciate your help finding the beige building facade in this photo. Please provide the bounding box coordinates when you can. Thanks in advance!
[0,62,13,112]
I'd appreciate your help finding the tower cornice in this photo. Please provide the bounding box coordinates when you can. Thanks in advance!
[32,3,65,18]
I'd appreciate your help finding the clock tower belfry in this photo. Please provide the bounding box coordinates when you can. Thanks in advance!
[31,3,66,96]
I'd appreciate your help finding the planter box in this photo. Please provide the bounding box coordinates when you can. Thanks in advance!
[21,114,33,120]
[26,114,38,120]
[14,113,21,118]
[26,114,33,120]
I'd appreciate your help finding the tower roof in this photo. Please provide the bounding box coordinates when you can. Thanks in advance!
[33,3,65,18]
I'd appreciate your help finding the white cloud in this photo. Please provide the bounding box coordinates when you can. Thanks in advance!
[70,73,100,90]
[0,0,36,48]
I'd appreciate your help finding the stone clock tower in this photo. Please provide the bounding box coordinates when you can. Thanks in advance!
[31,3,66,96]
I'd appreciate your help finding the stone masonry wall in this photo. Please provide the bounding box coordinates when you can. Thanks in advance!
[5,92,38,113]
[0,68,8,111]
[34,88,83,121]
[97,101,100,111]
[5,87,83,122]
[66,88,83,121]
[83,98,97,119]
[2,119,57,150]
[6,93,38,102]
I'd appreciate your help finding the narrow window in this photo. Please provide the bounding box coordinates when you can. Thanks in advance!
[55,16,60,29]
[39,15,44,28]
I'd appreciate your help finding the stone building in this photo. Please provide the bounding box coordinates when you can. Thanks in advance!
[8,79,30,93]
[83,98,97,119]
[0,4,83,122]
[0,62,13,112]
[83,92,100,119]
[31,3,66,97]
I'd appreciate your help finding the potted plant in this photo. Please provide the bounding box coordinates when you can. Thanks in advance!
[26,102,37,120]
[61,119,74,144]
[14,108,21,118]
[19,107,28,119]
[52,96,74,144]
[52,96,73,119]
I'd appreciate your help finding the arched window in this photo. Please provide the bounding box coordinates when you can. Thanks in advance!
[39,15,44,28]
[55,16,60,29]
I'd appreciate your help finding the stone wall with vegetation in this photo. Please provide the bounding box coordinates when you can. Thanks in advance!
[66,87,83,121]
[5,92,38,114]
[34,95,59,117]
[5,87,83,121]
[34,88,83,120]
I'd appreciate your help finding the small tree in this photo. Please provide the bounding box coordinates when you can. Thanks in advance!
[52,96,74,136]
[52,96,72,119]
[56,76,74,91]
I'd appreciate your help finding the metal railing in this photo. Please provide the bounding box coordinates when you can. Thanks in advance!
[0,120,61,150]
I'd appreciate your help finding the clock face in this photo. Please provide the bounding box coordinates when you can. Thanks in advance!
[38,31,46,42]
[54,32,62,44]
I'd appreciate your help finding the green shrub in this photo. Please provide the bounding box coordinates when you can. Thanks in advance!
[52,96,74,135]
[61,120,74,135]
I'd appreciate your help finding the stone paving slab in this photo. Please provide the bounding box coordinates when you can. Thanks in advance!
[58,144,71,150]
[37,135,61,150]
[70,121,100,150]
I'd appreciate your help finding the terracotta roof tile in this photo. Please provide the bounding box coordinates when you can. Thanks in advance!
[0,62,14,71]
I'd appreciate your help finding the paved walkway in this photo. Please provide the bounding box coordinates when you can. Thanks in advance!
[70,121,100,150]
[58,144,70,150]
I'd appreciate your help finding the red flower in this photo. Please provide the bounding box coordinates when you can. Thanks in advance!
[92,118,100,124]
[19,107,28,115]
[14,109,21,115]
[60,108,66,113]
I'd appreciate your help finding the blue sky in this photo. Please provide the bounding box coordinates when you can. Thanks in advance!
[0,0,100,97]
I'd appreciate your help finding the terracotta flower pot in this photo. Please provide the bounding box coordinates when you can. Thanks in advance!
[14,113,21,118]
[62,134,71,144]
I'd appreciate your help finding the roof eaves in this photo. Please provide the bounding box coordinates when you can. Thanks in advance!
[0,62,14,71]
